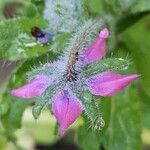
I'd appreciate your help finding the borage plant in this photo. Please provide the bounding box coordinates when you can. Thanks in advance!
[10,20,140,135]
[1,0,149,149]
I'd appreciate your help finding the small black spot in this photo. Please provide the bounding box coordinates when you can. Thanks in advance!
[75,52,79,60]
[31,26,45,38]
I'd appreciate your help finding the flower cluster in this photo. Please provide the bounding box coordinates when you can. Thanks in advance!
[11,27,140,135]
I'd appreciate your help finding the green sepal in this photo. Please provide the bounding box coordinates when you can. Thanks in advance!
[81,95,105,132]
[84,58,130,77]
[80,91,93,104]
[32,104,44,120]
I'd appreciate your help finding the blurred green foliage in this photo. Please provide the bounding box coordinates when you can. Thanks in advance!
[0,17,50,60]
[0,0,150,149]
[105,87,141,150]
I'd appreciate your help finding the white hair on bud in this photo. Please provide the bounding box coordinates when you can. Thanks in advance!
[57,19,103,70]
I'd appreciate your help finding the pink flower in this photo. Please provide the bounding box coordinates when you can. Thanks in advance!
[10,75,51,99]
[80,28,109,64]
[10,28,140,134]
[87,71,140,96]
[52,90,82,135]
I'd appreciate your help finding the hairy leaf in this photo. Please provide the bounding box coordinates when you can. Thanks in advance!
[103,86,141,150]
[0,52,56,133]
[132,0,150,13]
[121,16,150,97]
[84,58,130,77]
[0,17,50,60]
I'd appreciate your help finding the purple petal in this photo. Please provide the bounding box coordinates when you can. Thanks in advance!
[52,90,82,135]
[87,71,140,96]
[80,28,109,64]
[10,75,51,99]
[37,32,53,44]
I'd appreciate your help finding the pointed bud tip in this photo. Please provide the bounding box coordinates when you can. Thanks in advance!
[10,89,27,99]
[10,90,15,96]
[10,89,29,99]
[99,28,109,39]
[87,72,141,97]
[10,75,51,99]
[130,74,141,80]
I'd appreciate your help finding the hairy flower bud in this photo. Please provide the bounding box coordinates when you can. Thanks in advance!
[11,20,140,135]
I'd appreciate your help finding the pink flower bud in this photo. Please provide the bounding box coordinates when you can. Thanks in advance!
[87,71,140,96]
[10,75,51,99]
[81,28,109,64]
[52,90,82,135]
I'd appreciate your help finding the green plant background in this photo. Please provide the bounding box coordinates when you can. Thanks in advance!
[0,0,150,149]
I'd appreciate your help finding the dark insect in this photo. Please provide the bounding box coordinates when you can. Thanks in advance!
[31,26,54,44]
[31,26,45,38]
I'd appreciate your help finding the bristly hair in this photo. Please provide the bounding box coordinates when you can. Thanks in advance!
[83,97,105,131]
[26,19,104,82]
[58,19,104,72]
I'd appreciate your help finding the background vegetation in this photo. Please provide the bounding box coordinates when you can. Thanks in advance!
[0,0,150,149]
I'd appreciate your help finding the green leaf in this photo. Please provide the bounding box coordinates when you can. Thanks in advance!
[104,86,141,150]
[84,58,130,77]
[85,0,103,16]
[0,99,9,116]
[16,2,38,18]
[31,0,45,13]
[102,0,150,34]
[103,0,150,15]
[0,52,57,133]
[0,61,29,132]
[102,0,136,15]
[0,99,28,132]
[76,125,100,150]
[139,92,150,129]
[120,16,150,97]
[132,0,150,13]
[0,17,50,60]
[116,10,150,34]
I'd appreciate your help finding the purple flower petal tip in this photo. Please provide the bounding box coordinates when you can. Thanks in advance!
[10,75,51,99]
[87,71,140,96]
[81,28,109,64]
[99,28,109,39]
[37,32,53,44]
[52,90,82,135]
